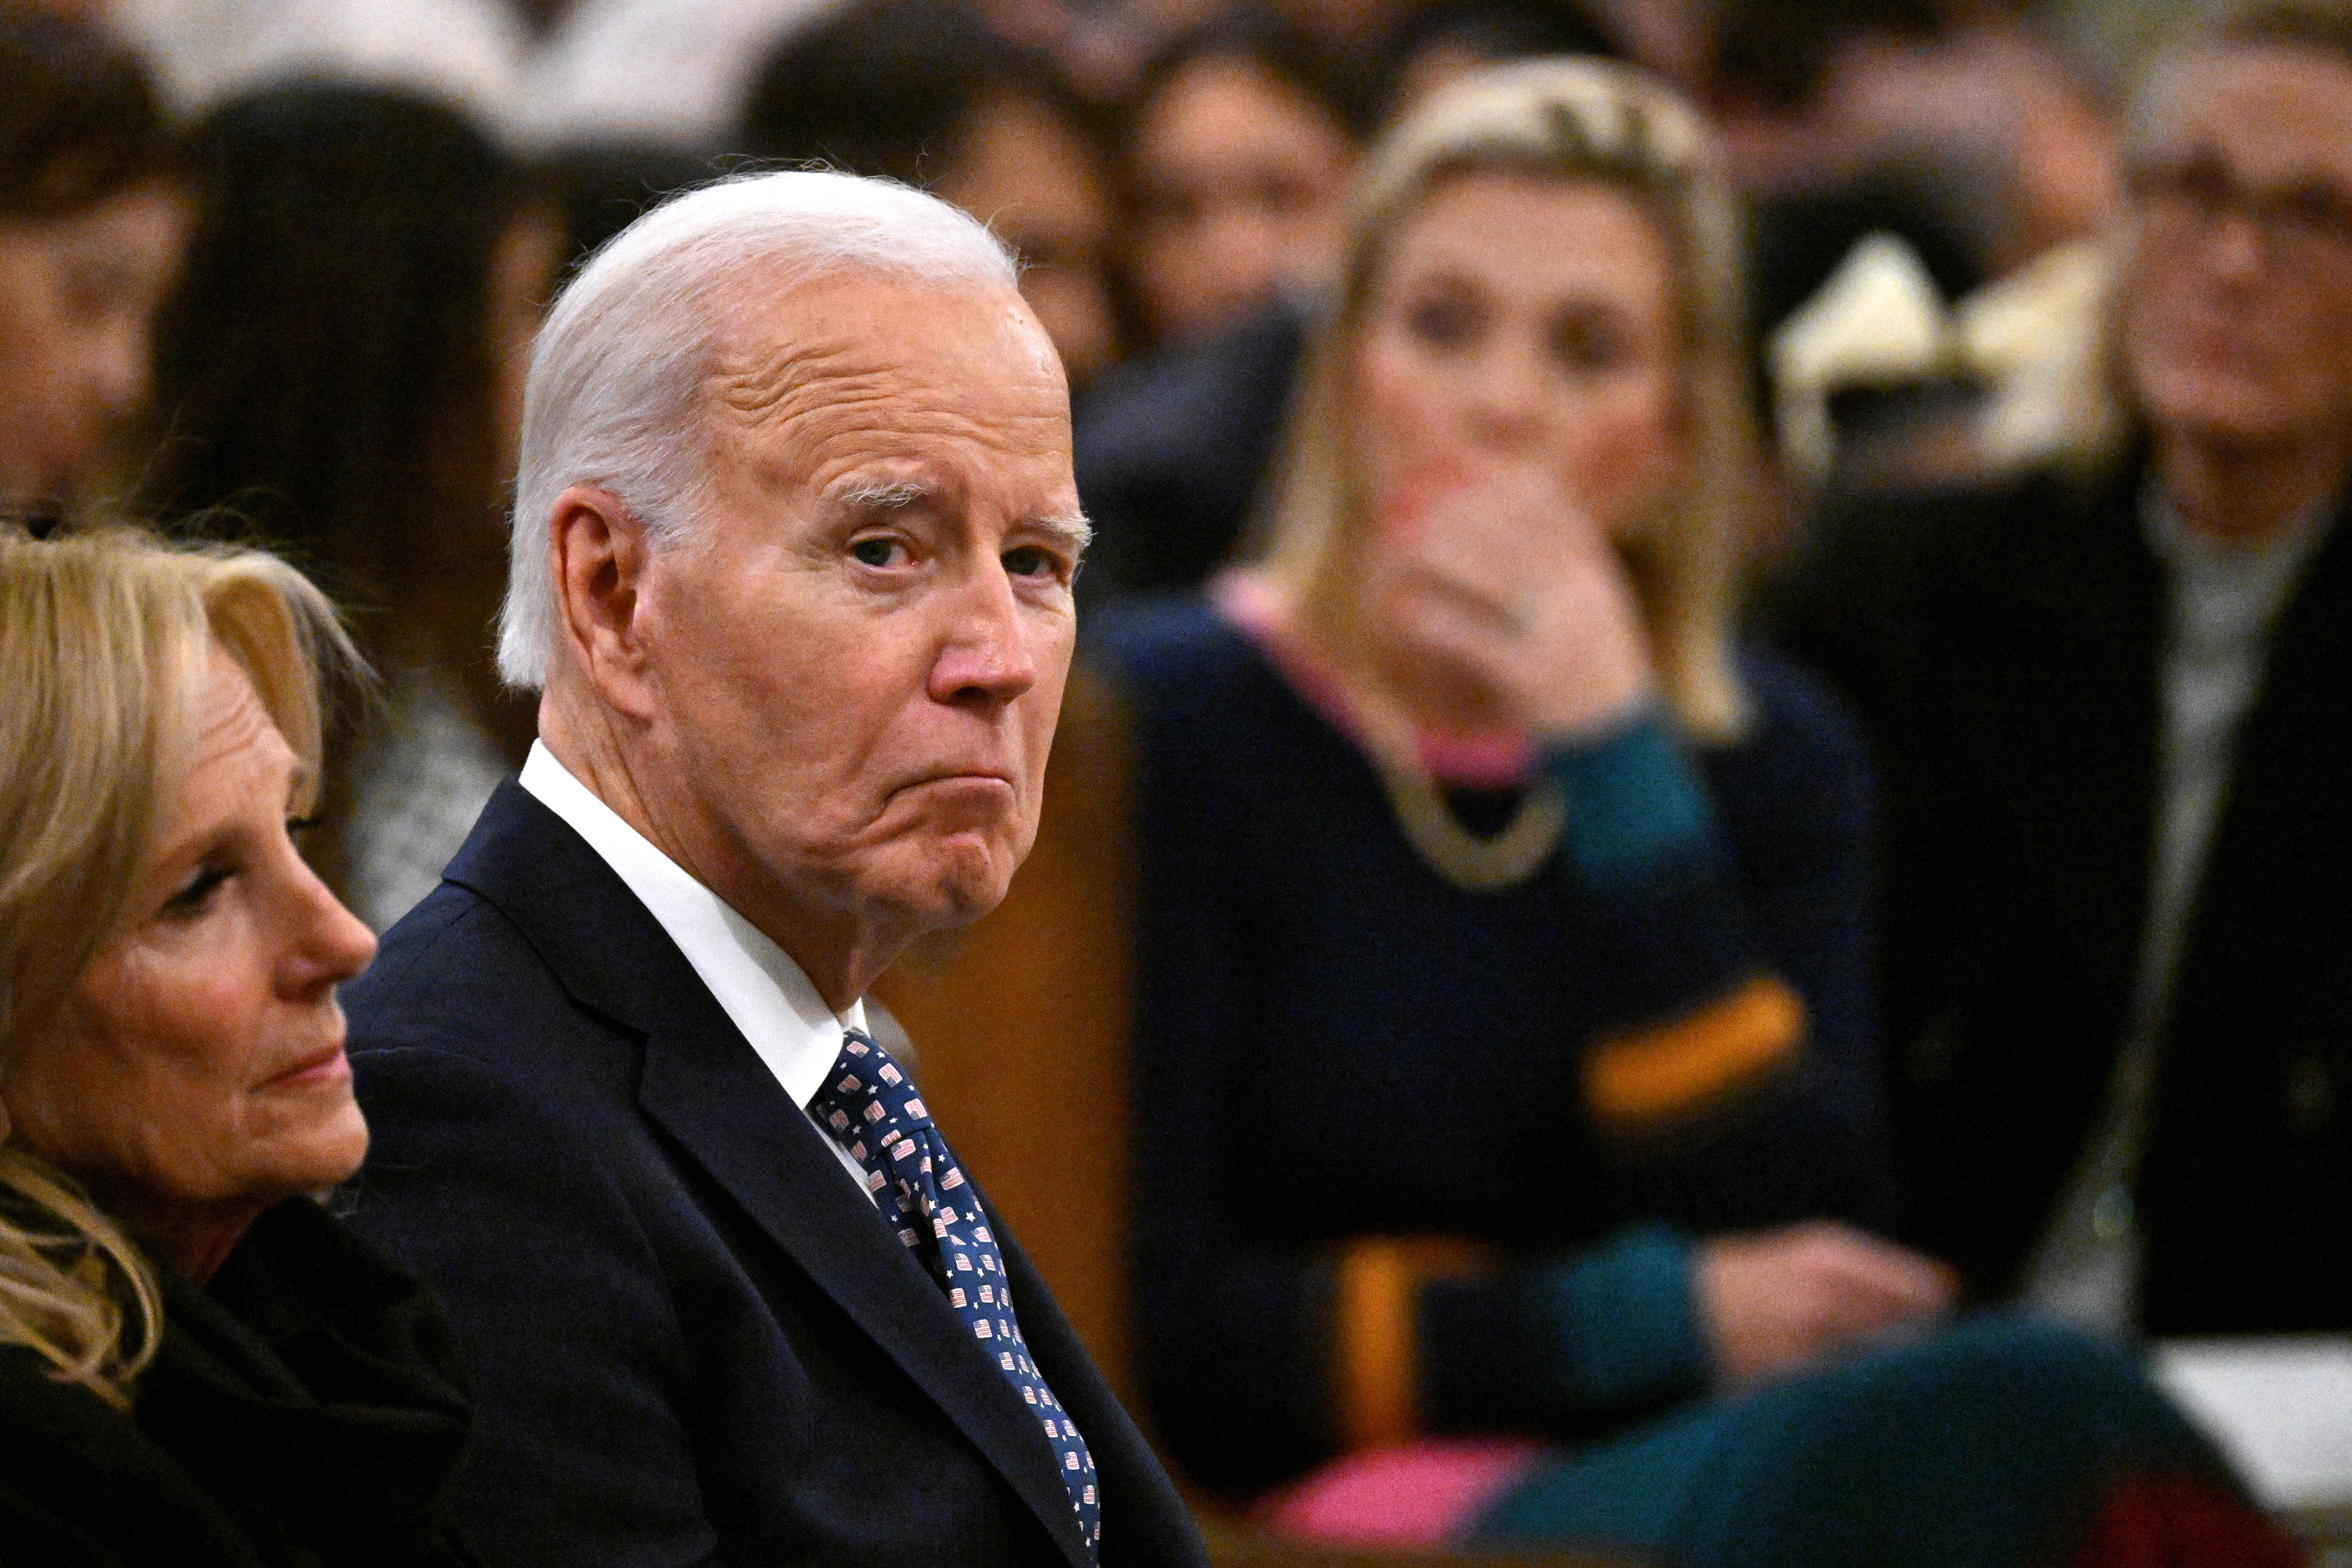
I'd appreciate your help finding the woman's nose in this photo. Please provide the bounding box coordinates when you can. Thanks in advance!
[282,861,378,995]
[1461,343,1552,448]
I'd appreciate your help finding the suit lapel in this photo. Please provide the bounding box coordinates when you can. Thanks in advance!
[444,784,1094,1568]
[1962,472,2163,1032]
[635,1040,1094,1568]
[2173,501,2352,1029]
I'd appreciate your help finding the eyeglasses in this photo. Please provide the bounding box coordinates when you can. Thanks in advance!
[2130,151,2352,270]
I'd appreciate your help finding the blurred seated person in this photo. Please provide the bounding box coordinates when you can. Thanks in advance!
[1073,1,1616,603]
[1084,59,2294,1566]
[0,524,477,1565]
[139,85,558,932]
[1121,7,1364,350]
[1780,0,2352,1339]
[1074,8,1365,601]
[740,0,1119,387]
[0,3,185,517]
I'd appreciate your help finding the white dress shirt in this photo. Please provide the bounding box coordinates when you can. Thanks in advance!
[519,741,877,1201]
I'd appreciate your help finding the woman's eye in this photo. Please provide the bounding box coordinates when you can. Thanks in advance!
[850,538,905,568]
[162,865,232,920]
[1404,294,1481,349]
[1550,306,1638,373]
[1254,173,1315,217]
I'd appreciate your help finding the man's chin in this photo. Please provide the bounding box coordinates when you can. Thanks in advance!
[869,837,1019,933]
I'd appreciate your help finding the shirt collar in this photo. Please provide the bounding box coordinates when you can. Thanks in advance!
[2141,481,2334,635]
[518,741,865,1109]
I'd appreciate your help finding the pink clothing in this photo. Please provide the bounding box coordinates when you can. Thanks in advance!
[1251,1438,1548,1547]
[1209,573,1538,787]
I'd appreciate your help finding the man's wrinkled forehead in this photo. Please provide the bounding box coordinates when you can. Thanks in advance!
[687,270,1076,521]
[696,269,1062,426]
[2135,40,2352,181]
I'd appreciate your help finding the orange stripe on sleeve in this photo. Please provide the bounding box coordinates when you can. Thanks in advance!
[1332,1237,1492,1453]
[1583,974,1806,1127]
[1334,1238,1417,1452]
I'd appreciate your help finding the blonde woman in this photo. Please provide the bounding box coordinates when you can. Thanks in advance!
[1089,59,2282,1563]
[0,525,479,1566]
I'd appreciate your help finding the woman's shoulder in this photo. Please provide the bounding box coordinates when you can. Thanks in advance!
[1083,592,1264,691]
[0,1341,119,1437]
[1080,593,1304,741]
[1733,645,1869,766]
[0,1343,265,1566]
[1703,645,1873,826]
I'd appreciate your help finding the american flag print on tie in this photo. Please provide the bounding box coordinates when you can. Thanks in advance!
[809,1029,1102,1559]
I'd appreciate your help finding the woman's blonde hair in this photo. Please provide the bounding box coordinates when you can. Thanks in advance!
[0,523,353,1407]
[1252,57,1757,740]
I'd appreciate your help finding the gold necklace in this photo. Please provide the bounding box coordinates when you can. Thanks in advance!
[1371,751,1565,892]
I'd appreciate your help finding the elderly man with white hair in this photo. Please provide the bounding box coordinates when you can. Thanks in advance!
[340,171,1208,1568]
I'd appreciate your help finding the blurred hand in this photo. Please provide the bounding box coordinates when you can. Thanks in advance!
[1696,1222,1958,1389]
[1361,460,1655,740]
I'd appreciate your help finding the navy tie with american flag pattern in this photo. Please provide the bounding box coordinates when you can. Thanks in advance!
[808,1029,1102,1559]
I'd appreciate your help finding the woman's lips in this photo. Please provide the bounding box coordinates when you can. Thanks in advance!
[265,1043,350,1090]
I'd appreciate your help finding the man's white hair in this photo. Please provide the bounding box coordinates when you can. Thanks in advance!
[497,170,1021,689]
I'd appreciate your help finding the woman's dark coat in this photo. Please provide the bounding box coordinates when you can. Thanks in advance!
[0,1197,478,1567]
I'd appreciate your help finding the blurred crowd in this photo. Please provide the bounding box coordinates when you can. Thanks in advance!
[5,0,2154,913]
[5,0,2351,1554]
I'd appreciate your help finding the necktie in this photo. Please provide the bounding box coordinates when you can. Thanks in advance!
[808,1029,1102,1558]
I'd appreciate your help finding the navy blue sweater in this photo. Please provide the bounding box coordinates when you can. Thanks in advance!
[1090,599,1894,1495]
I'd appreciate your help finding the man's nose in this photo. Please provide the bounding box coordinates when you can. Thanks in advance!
[2201,207,2269,282]
[927,561,1039,710]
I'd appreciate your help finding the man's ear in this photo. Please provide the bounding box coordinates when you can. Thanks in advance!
[548,485,660,722]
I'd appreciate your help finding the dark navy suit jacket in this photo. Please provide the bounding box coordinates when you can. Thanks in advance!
[342,781,1207,1568]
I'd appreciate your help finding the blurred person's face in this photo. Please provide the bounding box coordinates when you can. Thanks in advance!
[0,184,186,508]
[554,277,1083,981]
[1350,171,1686,544]
[1264,0,1402,44]
[2121,43,2352,452]
[5,647,377,1278]
[1130,55,1355,343]
[490,207,563,481]
[934,92,1120,387]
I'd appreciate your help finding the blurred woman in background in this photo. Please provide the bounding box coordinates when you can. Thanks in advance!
[742,0,1122,387]
[1072,6,1368,600]
[140,84,558,931]
[1088,58,2289,1566]
[1119,7,1365,348]
[0,4,184,516]
[0,524,477,1565]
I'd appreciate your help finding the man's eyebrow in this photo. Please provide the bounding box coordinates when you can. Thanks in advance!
[836,479,934,510]
[833,480,1090,551]
[1028,512,1094,552]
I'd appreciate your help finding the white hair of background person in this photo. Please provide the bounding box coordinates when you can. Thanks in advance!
[497,170,1021,690]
